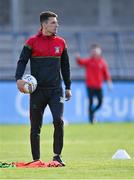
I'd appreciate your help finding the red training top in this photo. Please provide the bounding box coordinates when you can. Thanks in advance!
[77,56,111,89]
[15,31,71,89]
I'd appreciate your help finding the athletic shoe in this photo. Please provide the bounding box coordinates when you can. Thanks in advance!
[53,155,66,166]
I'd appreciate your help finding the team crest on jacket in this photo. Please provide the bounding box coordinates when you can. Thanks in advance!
[55,46,60,54]
[60,97,64,103]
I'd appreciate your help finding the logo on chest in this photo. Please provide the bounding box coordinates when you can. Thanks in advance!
[54,46,60,54]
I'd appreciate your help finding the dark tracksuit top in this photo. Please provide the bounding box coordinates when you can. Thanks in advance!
[15,31,71,160]
[15,31,71,90]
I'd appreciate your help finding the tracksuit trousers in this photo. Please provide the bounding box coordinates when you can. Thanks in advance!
[87,87,103,123]
[29,87,64,160]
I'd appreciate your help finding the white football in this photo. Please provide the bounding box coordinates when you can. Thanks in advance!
[22,74,37,94]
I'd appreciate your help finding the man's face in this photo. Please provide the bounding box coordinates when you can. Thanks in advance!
[43,17,59,34]
[90,47,102,57]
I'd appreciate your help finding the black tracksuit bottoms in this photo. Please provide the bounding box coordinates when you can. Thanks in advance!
[30,87,64,160]
[87,87,103,123]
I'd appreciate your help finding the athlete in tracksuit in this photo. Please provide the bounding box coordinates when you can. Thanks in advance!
[77,44,112,124]
[15,11,72,166]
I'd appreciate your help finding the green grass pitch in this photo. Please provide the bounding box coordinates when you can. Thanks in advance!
[0,123,134,179]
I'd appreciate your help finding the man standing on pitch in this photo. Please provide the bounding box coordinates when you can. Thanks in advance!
[15,11,72,166]
[77,44,112,124]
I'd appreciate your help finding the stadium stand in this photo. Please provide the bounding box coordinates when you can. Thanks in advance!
[0,0,134,80]
[0,30,134,80]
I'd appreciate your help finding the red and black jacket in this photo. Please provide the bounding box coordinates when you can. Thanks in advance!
[15,31,71,89]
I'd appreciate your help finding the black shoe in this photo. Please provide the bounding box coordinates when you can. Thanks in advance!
[89,112,94,124]
[53,155,66,166]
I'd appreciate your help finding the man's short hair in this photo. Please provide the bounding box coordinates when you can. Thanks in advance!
[40,11,58,24]
[91,43,101,49]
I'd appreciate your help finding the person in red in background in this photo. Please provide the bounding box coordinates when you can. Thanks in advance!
[76,44,112,124]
